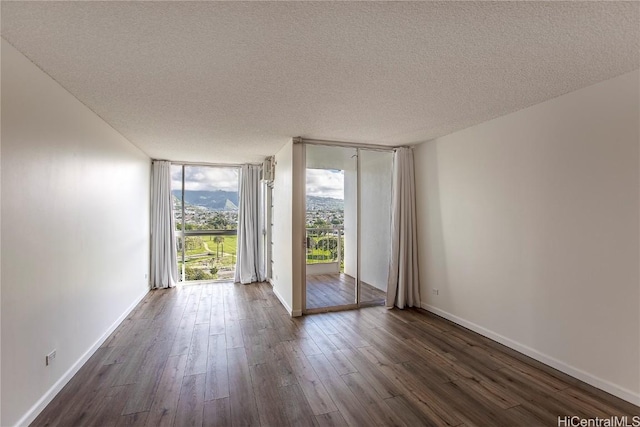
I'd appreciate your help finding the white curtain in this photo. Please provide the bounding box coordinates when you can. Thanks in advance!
[150,160,178,289]
[386,147,421,308]
[235,164,265,284]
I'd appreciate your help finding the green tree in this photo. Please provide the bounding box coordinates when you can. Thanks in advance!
[206,213,229,230]
[316,236,340,261]
[176,223,195,231]
[185,236,203,251]
[213,236,225,259]
[313,218,329,228]
[185,266,213,281]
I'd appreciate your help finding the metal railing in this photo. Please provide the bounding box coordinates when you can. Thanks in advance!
[305,227,343,265]
[176,229,237,282]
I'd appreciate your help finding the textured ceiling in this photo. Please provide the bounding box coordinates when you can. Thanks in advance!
[2,2,638,164]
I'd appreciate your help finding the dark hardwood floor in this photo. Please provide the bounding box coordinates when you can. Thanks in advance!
[32,282,639,426]
[306,273,386,309]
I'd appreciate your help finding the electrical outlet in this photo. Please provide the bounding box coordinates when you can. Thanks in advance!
[144,273,148,279]
[432,289,439,296]
[46,350,56,366]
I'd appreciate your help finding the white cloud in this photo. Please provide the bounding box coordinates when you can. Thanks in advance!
[171,165,239,192]
[171,165,343,198]
[306,169,344,199]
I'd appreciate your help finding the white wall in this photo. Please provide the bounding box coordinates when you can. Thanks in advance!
[414,70,640,404]
[343,169,357,278]
[1,40,151,426]
[272,140,304,315]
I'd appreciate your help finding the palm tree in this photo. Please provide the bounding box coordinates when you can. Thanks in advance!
[213,236,225,259]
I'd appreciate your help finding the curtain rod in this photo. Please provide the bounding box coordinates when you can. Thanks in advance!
[154,160,262,168]
[296,137,409,152]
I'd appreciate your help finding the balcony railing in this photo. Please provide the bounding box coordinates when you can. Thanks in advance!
[176,230,237,282]
[306,227,343,275]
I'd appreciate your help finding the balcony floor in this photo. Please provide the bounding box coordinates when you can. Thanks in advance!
[306,273,386,309]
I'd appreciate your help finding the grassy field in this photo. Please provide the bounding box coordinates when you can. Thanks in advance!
[178,235,238,281]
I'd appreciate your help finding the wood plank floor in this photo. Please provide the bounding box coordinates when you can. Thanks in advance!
[306,273,386,309]
[33,282,639,426]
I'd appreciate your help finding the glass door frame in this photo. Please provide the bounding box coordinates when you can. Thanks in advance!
[301,141,394,314]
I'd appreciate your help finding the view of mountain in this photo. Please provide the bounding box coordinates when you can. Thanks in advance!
[173,190,343,212]
[172,190,238,210]
[306,195,344,211]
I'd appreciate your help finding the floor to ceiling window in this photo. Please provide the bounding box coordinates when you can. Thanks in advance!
[171,164,239,282]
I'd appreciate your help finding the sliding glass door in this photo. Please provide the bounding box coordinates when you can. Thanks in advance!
[305,145,356,310]
[171,164,239,282]
[304,144,393,312]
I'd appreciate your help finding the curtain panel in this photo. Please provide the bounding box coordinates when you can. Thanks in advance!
[386,147,421,308]
[150,160,178,288]
[235,164,265,284]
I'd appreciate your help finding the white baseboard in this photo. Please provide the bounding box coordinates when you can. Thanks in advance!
[270,282,301,317]
[420,302,640,406]
[15,289,149,427]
